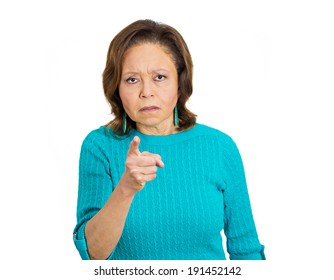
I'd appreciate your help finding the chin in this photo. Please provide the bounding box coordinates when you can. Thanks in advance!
[137,121,167,130]
[139,118,161,126]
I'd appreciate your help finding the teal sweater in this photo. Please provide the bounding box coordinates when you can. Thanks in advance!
[73,123,265,260]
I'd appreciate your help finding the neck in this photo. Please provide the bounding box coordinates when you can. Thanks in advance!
[136,123,177,136]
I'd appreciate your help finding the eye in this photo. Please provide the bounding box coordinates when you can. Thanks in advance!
[126,77,138,84]
[155,74,166,81]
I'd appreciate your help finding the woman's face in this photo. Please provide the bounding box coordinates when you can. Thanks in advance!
[119,43,178,135]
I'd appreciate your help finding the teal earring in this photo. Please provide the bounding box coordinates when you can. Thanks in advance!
[122,111,127,134]
[174,106,179,127]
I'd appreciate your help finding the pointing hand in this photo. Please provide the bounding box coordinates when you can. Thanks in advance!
[120,136,164,195]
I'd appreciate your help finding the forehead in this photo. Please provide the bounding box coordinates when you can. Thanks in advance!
[122,43,176,68]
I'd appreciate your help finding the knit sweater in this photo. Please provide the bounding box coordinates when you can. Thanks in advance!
[73,123,265,260]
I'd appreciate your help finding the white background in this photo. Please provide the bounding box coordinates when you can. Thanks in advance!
[1,0,333,279]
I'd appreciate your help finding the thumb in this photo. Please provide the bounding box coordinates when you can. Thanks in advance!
[128,136,141,156]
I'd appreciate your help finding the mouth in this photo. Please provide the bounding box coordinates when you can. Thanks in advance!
[139,106,160,112]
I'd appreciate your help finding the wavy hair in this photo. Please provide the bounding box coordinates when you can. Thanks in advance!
[102,19,196,135]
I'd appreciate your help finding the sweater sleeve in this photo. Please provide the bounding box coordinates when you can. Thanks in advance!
[73,131,114,260]
[220,135,265,260]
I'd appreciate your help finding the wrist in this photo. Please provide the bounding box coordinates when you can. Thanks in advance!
[116,177,137,199]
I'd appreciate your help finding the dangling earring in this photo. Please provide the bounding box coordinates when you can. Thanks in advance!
[122,111,127,134]
[174,106,179,128]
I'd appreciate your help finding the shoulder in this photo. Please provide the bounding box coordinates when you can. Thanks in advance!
[80,125,134,153]
[81,126,108,146]
[196,124,246,178]
[80,125,126,150]
[195,123,241,159]
[195,123,236,146]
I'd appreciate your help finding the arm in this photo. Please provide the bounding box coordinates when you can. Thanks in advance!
[73,134,163,260]
[84,181,135,260]
[221,136,265,260]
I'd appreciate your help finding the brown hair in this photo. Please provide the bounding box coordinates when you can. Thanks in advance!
[102,19,196,135]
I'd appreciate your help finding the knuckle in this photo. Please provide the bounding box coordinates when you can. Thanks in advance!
[126,156,138,168]
[129,169,138,177]
[137,175,144,183]
[147,174,156,181]
[125,157,133,166]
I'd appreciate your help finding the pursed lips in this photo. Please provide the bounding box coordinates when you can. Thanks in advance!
[139,106,160,112]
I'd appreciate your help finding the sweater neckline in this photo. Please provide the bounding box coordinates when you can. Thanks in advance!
[129,124,200,145]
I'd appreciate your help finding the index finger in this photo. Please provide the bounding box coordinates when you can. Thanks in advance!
[128,136,141,156]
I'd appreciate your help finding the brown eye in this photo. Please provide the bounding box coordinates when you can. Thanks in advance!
[155,74,166,81]
[126,77,138,84]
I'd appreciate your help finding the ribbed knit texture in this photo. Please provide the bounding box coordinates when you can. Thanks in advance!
[73,123,265,260]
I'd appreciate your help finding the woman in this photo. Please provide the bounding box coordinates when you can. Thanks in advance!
[73,19,265,260]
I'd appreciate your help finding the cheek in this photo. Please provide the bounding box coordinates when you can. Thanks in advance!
[119,87,133,106]
[120,96,134,112]
[164,85,178,105]
[165,94,177,106]
[119,92,138,119]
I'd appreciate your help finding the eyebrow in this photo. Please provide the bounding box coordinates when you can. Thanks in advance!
[122,68,169,76]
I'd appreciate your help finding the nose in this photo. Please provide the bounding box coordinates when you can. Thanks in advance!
[140,79,154,98]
